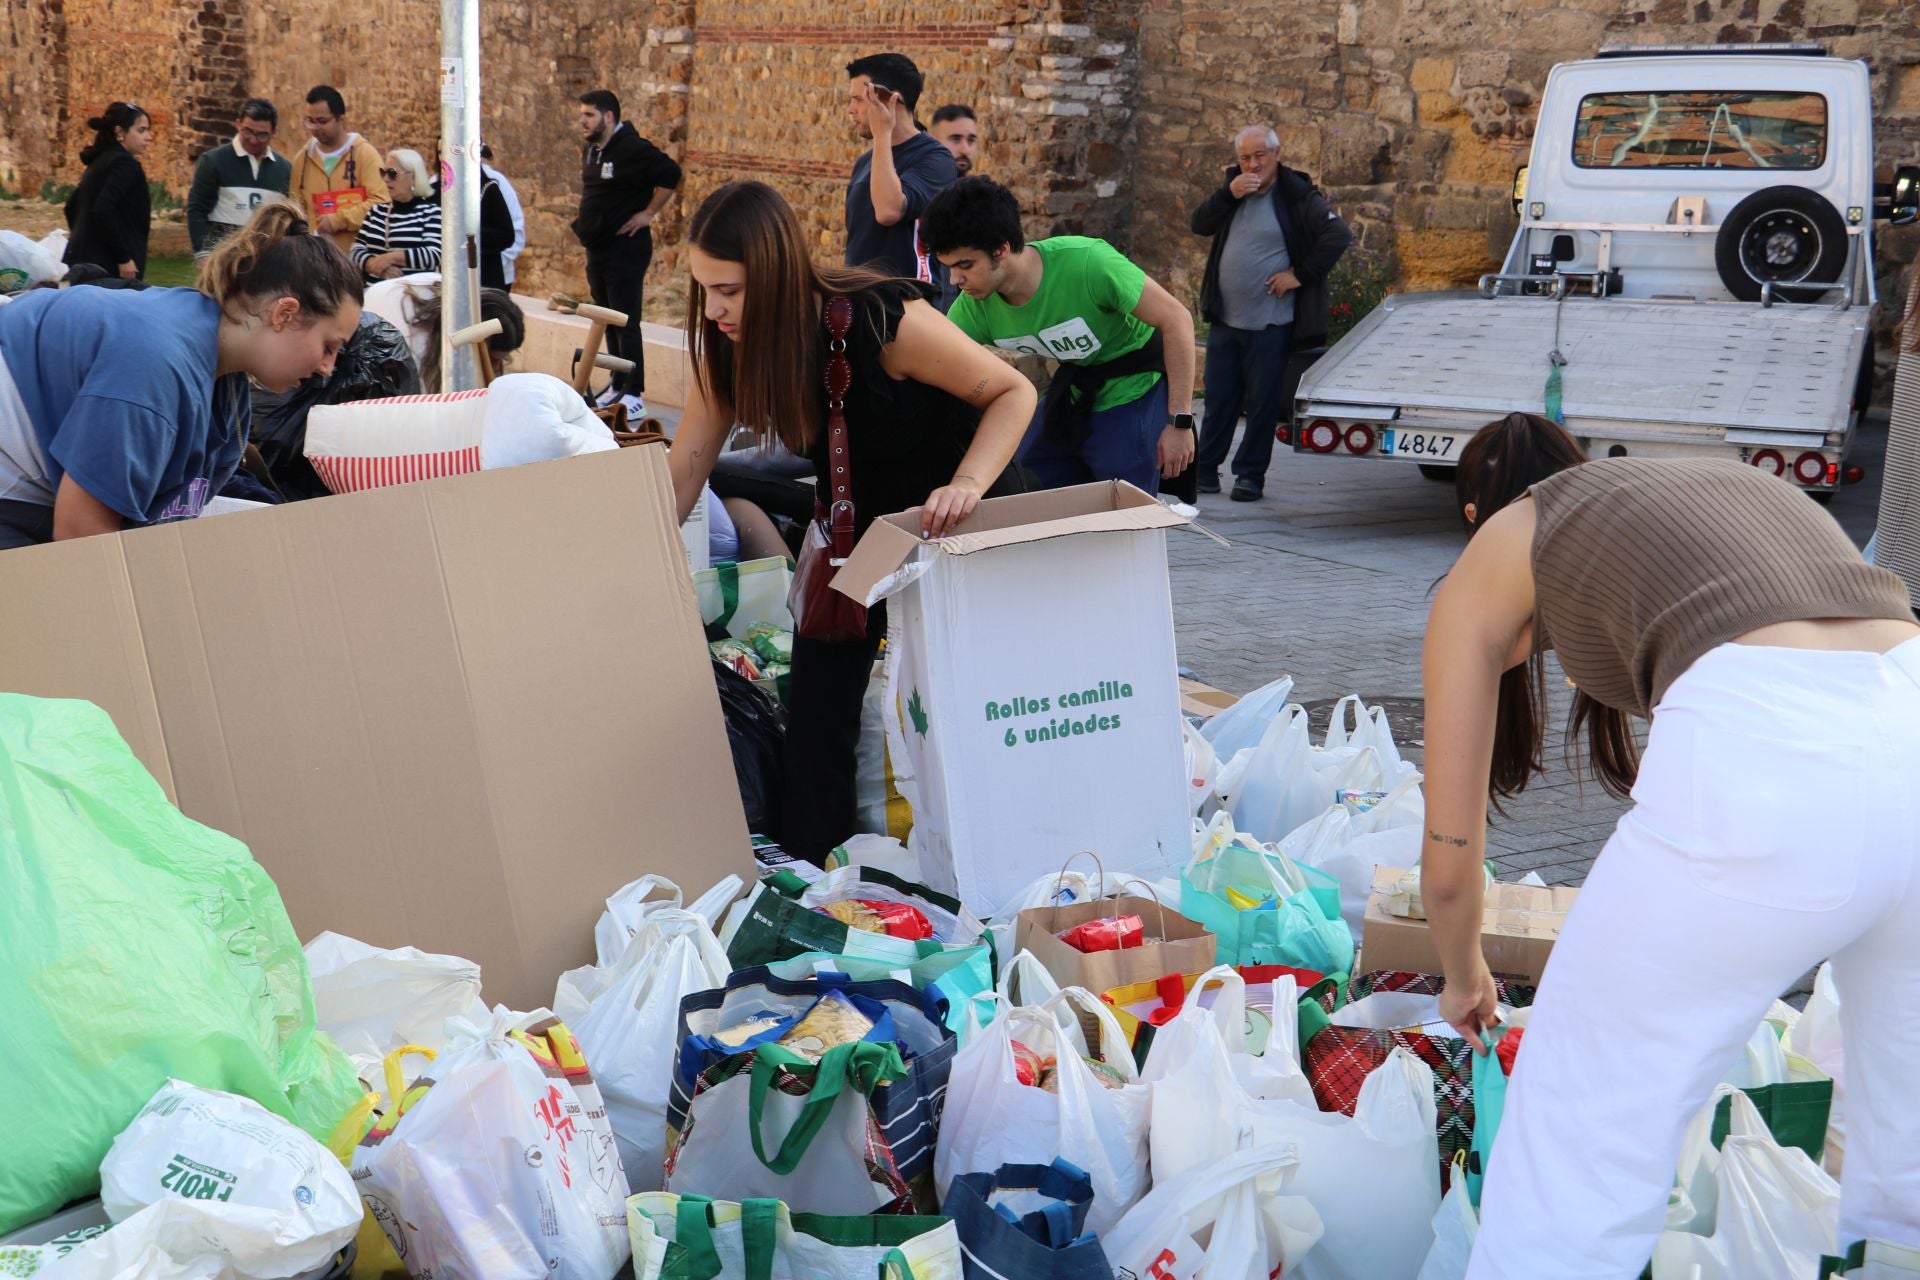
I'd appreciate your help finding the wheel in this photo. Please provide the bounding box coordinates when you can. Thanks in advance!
[1714,186,1849,303]
[1418,464,1455,482]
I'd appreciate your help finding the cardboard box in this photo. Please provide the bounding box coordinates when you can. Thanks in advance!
[1360,866,1578,985]
[0,446,753,1010]
[1179,677,1238,720]
[833,481,1210,918]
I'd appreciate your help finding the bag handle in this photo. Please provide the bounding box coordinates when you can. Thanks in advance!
[1050,850,1108,905]
[877,1248,918,1280]
[1115,874,1174,944]
[1034,985,1140,1077]
[741,1199,782,1280]
[708,560,742,634]
[745,1040,906,1173]
[997,949,1064,1007]
[820,295,857,560]
[673,1195,725,1280]
[1323,694,1367,751]
[1467,1026,1510,1208]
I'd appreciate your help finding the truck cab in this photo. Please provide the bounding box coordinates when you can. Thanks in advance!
[1291,44,1919,491]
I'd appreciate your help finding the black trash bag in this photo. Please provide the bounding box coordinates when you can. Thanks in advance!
[251,312,421,501]
[711,658,785,837]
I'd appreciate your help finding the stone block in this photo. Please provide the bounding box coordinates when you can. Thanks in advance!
[1456,51,1509,89]
[1410,56,1455,94]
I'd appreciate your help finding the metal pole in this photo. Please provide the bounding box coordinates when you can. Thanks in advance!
[438,0,482,391]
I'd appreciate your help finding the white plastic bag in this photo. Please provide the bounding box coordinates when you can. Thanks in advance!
[1785,961,1847,1176]
[1279,771,1425,936]
[303,932,486,1081]
[934,987,1151,1237]
[351,1008,630,1280]
[559,874,740,1018]
[1150,1013,1441,1280]
[572,908,732,1193]
[1198,674,1297,759]
[95,1080,361,1278]
[1140,963,1314,1107]
[1416,1159,1479,1280]
[1652,1089,1840,1279]
[1182,720,1219,817]
[983,869,1129,973]
[480,372,618,469]
[6,1200,260,1278]
[0,228,64,291]
[1101,1143,1325,1280]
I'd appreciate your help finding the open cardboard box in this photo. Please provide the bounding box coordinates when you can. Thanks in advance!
[0,446,753,1010]
[1360,865,1578,985]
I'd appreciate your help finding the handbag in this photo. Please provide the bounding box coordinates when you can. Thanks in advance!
[789,294,870,644]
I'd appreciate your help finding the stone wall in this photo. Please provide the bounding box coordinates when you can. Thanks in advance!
[4,0,1916,314]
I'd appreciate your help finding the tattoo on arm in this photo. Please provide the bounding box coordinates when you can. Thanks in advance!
[964,376,990,404]
[1427,829,1471,848]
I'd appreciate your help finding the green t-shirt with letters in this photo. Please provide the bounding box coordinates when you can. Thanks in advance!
[947,235,1161,413]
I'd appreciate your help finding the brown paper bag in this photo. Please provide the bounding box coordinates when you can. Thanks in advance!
[1014,863,1216,998]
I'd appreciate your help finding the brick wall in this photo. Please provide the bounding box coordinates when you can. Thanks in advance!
[4,0,1915,314]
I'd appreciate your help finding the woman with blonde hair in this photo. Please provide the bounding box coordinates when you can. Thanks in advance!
[351,148,442,283]
[0,201,361,547]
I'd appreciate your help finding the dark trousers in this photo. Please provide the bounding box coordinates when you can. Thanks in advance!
[585,240,651,395]
[0,499,54,550]
[780,602,887,864]
[1197,321,1293,483]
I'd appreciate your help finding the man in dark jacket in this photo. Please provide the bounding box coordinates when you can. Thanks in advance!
[572,89,682,415]
[1189,127,1351,500]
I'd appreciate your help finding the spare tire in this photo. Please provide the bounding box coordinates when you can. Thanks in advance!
[1715,185,1849,303]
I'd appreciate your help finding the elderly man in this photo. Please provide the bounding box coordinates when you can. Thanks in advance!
[1189,125,1351,501]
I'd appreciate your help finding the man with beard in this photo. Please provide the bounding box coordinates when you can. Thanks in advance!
[930,104,979,177]
[843,53,957,292]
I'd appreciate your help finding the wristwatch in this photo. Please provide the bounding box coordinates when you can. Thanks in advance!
[1170,412,1196,432]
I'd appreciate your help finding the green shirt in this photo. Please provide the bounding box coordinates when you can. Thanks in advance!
[947,236,1161,412]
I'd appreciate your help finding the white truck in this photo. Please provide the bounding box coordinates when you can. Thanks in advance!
[1292,43,1919,493]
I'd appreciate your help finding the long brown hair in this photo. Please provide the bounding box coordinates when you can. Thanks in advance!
[685,180,900,455]
[197,199,362,320]
[1455,412,1640,802]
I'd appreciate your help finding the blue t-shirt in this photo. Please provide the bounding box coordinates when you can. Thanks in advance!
[0,286,248,524]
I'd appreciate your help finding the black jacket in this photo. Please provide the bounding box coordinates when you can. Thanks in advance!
[64,146,151,276]
[479,177,514,290]
[572,122,682,254]
[1190,164,1351,346]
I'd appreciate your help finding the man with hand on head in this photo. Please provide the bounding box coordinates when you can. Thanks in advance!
[844,52,957,292]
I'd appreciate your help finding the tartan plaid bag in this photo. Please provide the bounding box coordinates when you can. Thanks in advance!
[1298,970,1536,1176]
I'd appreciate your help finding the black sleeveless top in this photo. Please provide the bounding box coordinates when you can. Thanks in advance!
[805,280,1026,533]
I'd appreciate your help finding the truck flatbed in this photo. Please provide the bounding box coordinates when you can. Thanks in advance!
[1301,294,1869,440]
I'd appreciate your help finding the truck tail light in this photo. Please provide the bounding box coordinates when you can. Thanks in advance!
[1844,464,1865,485]
[1794,452,1828,486]
[1275,423,1292,445]
[1343,424,1376,454]
[1304,419,1341,453]
[1750,449,1785,477]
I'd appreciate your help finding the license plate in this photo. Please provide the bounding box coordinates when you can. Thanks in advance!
[1381,428,1462,462]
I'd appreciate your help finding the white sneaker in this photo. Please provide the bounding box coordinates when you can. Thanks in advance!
[618,393,647,418]
[593,383,622,408]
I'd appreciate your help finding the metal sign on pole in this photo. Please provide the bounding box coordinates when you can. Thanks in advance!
[438,0,482,391]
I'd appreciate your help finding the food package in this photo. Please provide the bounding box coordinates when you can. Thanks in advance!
[776,991,877,1061]
[1223,885,1277,912]
[713,1014,789,1049]
[1010,1040,1046,1088]
[816,898,935,940]
[709,639,762,681]
[1057,914,1145,953]
[744,621,794,667]
[1038,1055,1132,1093]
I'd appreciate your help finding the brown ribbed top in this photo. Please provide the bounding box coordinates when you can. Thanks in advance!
[1529,457,1913,717]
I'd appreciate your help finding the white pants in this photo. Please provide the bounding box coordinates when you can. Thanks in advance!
[1469,637,1920,1279]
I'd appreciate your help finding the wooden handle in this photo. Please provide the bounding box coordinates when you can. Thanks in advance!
[449,318,503,347]
[594,353,636,373]
[575,303,629,327]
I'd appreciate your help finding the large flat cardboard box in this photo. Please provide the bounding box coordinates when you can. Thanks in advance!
[834,481,1207,918]
[1361,865,1579,985]
[0,446,753,1010]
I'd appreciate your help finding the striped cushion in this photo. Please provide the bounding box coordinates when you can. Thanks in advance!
[304,388,487,495]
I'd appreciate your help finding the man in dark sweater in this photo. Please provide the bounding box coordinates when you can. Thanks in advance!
[186,99,293,260]
[843,53,957,291]
[1189,126,1352,501]
[571,89,682,415]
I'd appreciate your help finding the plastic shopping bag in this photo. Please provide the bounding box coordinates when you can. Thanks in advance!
[627,1194,961,1280]
[1279,772,1425,937]
[0,695,363,1236]
[95,1079,362,1278]
[1785,961,1848,1176]
[351,1010,630,1280]
[1416,1156,1480,1280]
[942,1160,1112,1280]
[935,989,1152,1237]
[303,932,486,1082]
[1197,674,1296,760]
[573,908,734,1193]
[724,865,990,972]
[1822,1240,1920,1278]
[1652,1088,1840,1279]
[1180,822,1353,976]
[0,1200,319,1279]
[1138,963,1315,1106]
[1100,1142,1325,1280]
[1150,1006,1441,1280]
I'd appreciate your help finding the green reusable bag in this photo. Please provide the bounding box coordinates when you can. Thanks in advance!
[628,1192,957,1279]
[1712,1069,1834,1163]
[1820,1239,1920,1278]
[0,695,362,1235]
[726,864,994,976]
[1181,842,1355,976]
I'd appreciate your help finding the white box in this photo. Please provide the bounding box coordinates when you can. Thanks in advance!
[834,481,1204,918]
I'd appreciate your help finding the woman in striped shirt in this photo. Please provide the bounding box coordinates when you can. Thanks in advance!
[351,149,441,283]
